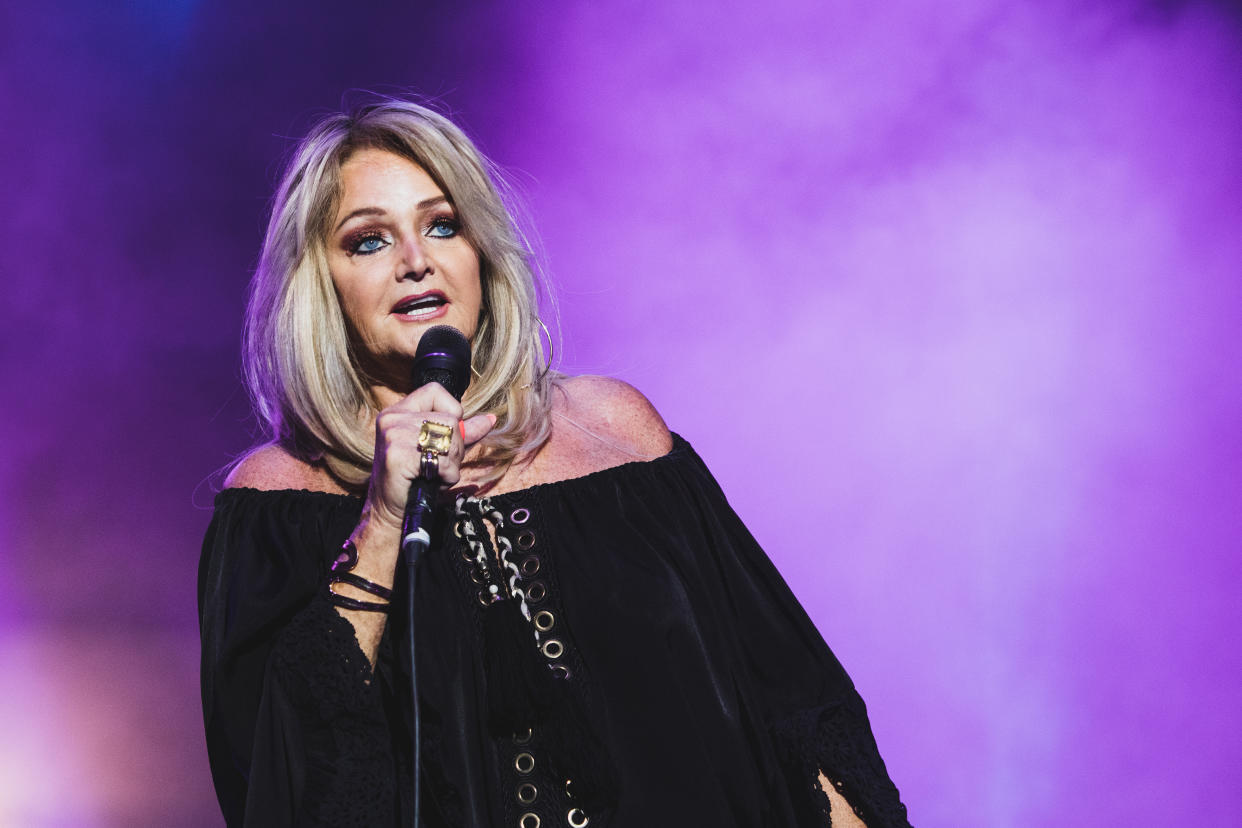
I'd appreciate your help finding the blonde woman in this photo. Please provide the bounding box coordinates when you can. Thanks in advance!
[199,98,910,828]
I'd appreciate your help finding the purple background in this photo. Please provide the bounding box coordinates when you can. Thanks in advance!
[3,1,1240,825]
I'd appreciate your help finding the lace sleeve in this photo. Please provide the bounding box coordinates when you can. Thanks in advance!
[771,697,911,828]
[265,591,396,827]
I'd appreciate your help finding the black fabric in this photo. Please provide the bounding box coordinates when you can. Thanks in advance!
[198,434,912,827]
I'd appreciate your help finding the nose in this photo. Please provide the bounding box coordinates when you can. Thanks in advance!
[398,234,433,281]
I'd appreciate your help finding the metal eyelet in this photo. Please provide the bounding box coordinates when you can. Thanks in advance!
[550,663,572,679]
[510,507,530,524]
[533,610,555,632]
[515,752,535,774]
[519,813,540,828]
[565,778,575,797]
[477,587,497,607]
[541,639,563,659]
[513,727,532,745]
[517,782,538,804]
[517,530,536,550]
[459,544,475,561]
[469,567,487,584]
[526,581,546,603]
[568,808,589,827]
[521,556,541,577]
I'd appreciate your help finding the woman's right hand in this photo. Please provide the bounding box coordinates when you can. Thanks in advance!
[334,383,494,661]
[365,382,497,533]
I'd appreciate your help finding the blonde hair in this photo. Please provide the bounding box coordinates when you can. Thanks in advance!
[243,97,556,487]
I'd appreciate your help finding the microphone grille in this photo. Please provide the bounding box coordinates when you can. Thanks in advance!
[412,325,472,401]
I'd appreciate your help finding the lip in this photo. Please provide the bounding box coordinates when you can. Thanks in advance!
[391,290,449,322]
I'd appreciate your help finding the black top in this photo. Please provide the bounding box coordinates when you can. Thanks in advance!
[199,434,911,827]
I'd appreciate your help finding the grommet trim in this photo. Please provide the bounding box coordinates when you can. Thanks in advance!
[515,752,535,774]
[454,497,601,821]
[453,497,605,821]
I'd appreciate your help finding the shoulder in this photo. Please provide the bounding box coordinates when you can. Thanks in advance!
[224,443,350,494]
[552,375,673,459]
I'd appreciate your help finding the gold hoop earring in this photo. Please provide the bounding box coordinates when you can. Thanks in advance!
[536,317,554,370]
[520,318,555,391]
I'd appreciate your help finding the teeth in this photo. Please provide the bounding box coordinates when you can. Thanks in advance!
[399,297,444,315]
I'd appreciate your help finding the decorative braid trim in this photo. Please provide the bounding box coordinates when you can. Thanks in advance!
[455,495,541,642]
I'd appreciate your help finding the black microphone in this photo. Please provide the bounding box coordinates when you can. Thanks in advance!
[400,325,472,562]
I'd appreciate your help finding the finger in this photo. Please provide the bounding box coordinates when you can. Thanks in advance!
[398,382,464,420]
[378,415,456,470]
[435,455,461,486]
[459,413,497,447]
[405,418,462,468]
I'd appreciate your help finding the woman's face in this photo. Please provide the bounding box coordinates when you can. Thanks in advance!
[326,147,482,391]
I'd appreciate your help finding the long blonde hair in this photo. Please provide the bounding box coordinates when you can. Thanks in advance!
[242,98,556,487]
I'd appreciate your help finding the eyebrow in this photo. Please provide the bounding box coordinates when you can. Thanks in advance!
[334,196,450,232]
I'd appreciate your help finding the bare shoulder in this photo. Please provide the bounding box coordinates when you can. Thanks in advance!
[553,375,673,458]
[224,443,349,494]
[470,375,673,494]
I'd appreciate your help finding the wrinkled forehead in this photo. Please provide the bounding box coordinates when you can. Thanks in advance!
[317,140,459,234]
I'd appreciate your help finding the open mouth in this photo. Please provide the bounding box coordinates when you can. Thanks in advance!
[392,293,447,317]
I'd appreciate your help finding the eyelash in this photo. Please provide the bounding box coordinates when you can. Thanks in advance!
[344,216,461,256]
[346,231,388,256]
[426,216,460,238]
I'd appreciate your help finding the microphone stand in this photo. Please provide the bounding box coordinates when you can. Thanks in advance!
[402,475,437,828]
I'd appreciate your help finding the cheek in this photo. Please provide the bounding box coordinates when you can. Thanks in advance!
[327,268,375,333]
[464,251,484,302]
[464,264,485,327]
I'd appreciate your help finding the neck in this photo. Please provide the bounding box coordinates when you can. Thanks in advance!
[369,383,405,411]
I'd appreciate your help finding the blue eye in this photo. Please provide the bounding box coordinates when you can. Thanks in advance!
[347,232,389,255]
[427,218,459,238]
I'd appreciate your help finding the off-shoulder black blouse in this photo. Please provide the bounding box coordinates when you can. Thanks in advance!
[198,434,911,827]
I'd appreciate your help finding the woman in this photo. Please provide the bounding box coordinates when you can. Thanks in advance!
[199,98,911,828]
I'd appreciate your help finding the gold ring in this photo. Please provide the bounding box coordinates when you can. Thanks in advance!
[417,420,454,455]
[419,450,440,482]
